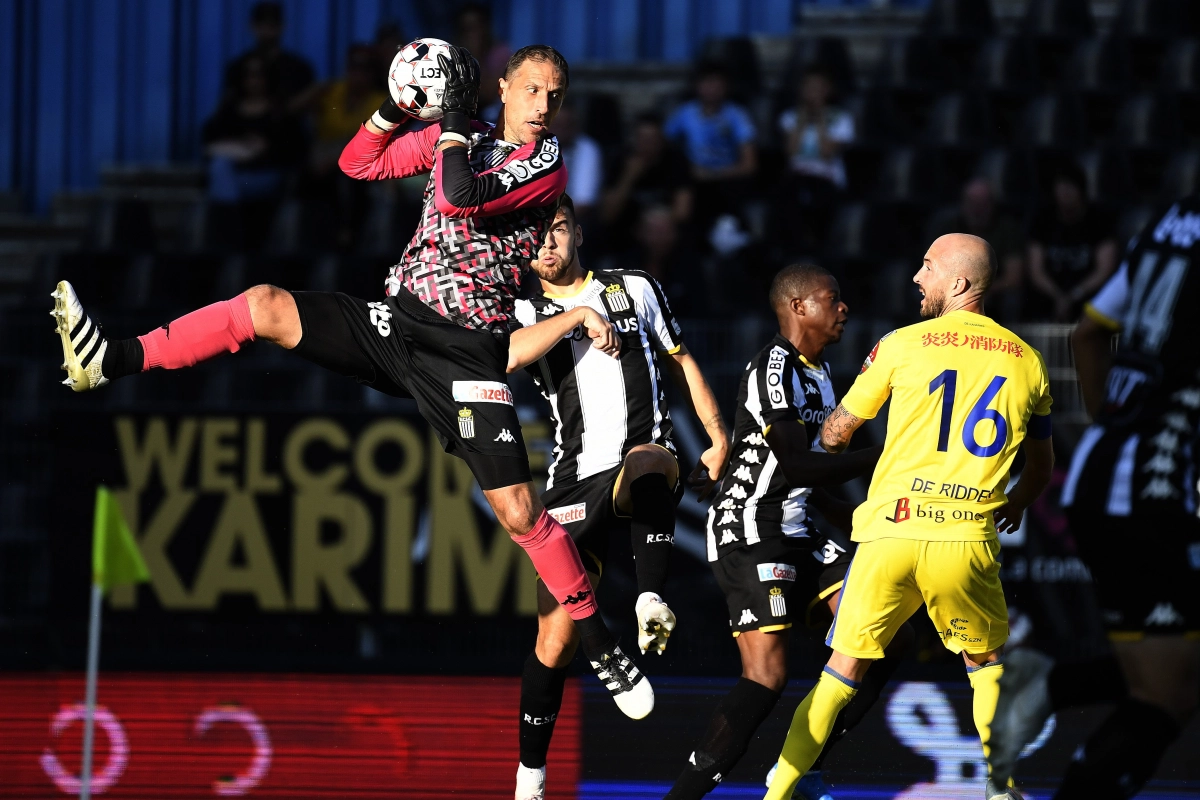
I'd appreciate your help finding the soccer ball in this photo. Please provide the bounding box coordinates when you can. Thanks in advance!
[388,38,452,121]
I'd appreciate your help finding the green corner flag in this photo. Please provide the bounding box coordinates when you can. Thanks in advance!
[92,486,149,591]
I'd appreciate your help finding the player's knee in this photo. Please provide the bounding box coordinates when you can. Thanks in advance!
[742,659,788,693]
[244,284,298,346]
[623,445,676,480]
[491,486,540,535]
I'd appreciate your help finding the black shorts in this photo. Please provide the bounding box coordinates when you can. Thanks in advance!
[291,289,530,490]
[540,461,685,579]
[1067,504,1200,638]
[712,532,852,637]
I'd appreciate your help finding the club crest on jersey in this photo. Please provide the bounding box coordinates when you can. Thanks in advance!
[457,408,475,439]
[452,380,514,405]
[603,282,631,313]
[769,587,787,617]
[860,331,895,373]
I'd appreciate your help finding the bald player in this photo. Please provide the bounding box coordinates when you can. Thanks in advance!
[764,235,1054,800]
[665,264,912,800]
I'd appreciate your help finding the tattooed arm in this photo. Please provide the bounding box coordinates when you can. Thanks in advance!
[820,404,866,453]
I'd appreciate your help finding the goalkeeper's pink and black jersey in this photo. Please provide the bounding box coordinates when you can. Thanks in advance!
[339,120,567,332]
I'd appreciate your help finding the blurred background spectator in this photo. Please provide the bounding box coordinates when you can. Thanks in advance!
[932,177,1026,321]
[222,2,315,114]
[777,64,854,253]
[1027,163,1120,321]
[601,113,694,255]
[456,2,512,122]
[665,60,758,243]
[204,56,306,251]
[555,103,603,229]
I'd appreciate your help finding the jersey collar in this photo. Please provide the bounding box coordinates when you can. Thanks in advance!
[542,271,594,299]
[773,333,821,370]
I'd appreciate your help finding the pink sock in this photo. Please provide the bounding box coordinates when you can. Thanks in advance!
[139,295,256,371]
[513,510,599,620]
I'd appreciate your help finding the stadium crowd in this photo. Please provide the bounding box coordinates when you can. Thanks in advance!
[188,0,1199,326]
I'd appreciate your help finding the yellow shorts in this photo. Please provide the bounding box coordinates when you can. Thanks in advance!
[827,537,1009,658]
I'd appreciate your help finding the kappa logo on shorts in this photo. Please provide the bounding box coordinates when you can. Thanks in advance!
[548,502,586,524]
[452,380,514,405]
[769,586,787,617]
[457,408,475,439]
[756,563,797,582]
[737,609,758,626]
[367,302,392,337]
[494,428,516,443]
[603,282,631,313]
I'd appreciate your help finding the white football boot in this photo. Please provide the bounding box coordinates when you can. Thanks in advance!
[988,648,1054,784]
[514,763,545,800]
[635,592,677,655]
[590,643,654,719]
[51,280,109,392]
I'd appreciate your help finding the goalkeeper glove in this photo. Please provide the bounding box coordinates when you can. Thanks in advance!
[436,46,480,145]
[635,592,676,656]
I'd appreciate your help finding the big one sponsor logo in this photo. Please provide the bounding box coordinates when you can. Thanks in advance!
[3,674,581,798]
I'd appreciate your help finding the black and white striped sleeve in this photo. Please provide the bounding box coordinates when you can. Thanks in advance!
[755,346,802,430]
[627,271,683,354]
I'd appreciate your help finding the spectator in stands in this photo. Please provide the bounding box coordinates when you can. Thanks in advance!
[371,21,407,96]
[665,61,757,241]
[554,103,603,228]
[1027,164,1119,322]
[456,2,511,123]
[630,205,699,315]
[934,178,1026,321]
[204,56,306,251]
[602,113,692,245]
[777,64,854,251]
[222,2,314,113]
[299,44,387,250]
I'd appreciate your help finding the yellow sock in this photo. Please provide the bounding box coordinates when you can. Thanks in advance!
[967,660,1004,768]
[765,668,859,800]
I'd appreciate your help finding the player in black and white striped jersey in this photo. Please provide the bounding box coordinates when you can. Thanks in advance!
[666,264,910,800]
[988,195,1200,797]
[509,195,730,800]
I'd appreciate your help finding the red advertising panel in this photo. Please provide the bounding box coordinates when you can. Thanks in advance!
[3,673,581,798]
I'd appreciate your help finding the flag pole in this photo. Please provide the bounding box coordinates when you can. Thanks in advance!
[80,580,103,800]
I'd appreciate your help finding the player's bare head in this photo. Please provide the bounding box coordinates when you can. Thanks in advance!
[530,194,583,282]
[499,45,568,144]
[770,263,848,344]
[915,233,995,318]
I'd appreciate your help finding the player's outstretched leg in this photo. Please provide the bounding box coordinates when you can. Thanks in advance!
[490,484,653,720]
[51,281,296,391]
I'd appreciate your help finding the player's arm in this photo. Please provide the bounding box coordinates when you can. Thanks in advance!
[660,346,729,499]
[820,332,897,453]
[765,419,882,487]
[435,135,566,218]
[810,487,855,534]
[338,122,439,180]
[818,404,866,453]
[506,307,619,373]
[1071,259,1127,418]
[994,435,1054,534]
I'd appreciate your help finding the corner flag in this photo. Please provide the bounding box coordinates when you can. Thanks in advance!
[92,485,148,591]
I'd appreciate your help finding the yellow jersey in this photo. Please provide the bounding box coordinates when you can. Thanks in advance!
[841,310,1052,542]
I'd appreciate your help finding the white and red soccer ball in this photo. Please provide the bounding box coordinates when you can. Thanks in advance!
[388,38,453,121]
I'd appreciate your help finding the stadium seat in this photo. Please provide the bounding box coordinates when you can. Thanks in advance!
[921,0,996,37]
[1075,148,1134,205]
[974,38,1041,142]
[973,148,1040,207]
[1115,92,1181,148]
[874,38,945,140]
[924,92,996,147]
[1160,149,1200,200]
[1022,0,1096,84]
[844,89,906,146]
[1018,93,1089,148]
[874,147,947,204]
[1161,39,1200,141]
[1116,0,1198,39]
[1066,38,1131,143]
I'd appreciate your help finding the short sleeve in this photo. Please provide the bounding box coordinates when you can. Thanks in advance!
[754,346,801,430]
[513,298,538,328]
[840,332,899,421]
[731,106,757,144]
[1085,260,1129,330]
[828,109,855,143]
[629,273,683,354]
[1032,349,1053,417]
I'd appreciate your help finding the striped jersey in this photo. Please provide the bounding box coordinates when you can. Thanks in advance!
[707,335,838,562]
[514,270,682,488]
[1062,195,1200,515]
